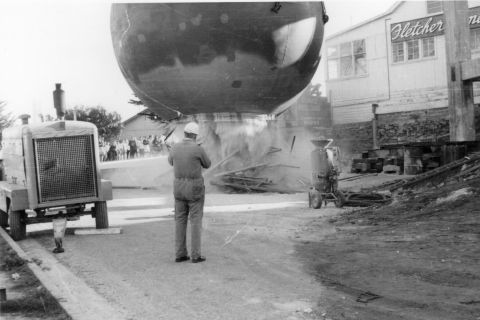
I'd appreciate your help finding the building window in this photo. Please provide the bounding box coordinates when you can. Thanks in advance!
[327,60,339,79]
[392,42,404,63]
[422,37,435,57]
[340,42,353,77]
[353,39,367,75]
[471,28,480,50]
[327,39,367,80]
[327,46,339,79]
[407,39,420,60]
[426,1,442,14]
[392,37,435,63]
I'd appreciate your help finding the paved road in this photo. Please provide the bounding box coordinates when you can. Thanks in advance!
[23,189,338,320]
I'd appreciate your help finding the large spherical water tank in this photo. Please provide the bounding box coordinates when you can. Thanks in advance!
[111,2,326,120]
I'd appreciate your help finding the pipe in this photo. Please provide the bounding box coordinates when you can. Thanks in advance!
[53,83,66,120]
[372,103,379,150]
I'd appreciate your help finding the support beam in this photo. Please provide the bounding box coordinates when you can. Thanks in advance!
[444,1,476,141]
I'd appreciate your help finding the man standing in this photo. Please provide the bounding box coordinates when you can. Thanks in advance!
[168,122,211,263]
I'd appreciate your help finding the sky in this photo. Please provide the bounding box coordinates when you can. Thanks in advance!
[0,0,396,123]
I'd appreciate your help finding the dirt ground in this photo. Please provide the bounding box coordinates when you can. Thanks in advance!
[4,173,480,319]
[0,236,71,320]
[296,176,480,320]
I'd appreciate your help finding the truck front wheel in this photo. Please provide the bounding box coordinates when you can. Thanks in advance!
[9,209,26,241]
[94,201,109,229]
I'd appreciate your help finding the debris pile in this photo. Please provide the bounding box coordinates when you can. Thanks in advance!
[209,161,303,194]
[196,118,314,194]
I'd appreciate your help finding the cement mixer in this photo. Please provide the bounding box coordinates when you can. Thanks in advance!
[308,138,345,209]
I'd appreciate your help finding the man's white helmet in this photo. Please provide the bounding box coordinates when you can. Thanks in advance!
[184,122,200,135]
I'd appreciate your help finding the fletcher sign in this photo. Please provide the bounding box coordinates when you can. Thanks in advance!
[391,7,480,42]
[469,7,480,29]
[391,15,444,42]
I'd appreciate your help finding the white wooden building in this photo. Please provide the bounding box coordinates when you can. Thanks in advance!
[325,1,480,125]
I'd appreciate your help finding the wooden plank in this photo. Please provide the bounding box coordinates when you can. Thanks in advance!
[210,180,300,194]
[339,173,377,181]
[456,162,480,177]
[266,164,301,169]
[225,176,272,184]
[461,58,480,81]
[290,136,296,153]
[394,152,480,190]
[214,162,269,177]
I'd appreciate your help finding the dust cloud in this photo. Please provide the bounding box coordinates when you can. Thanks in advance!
[102,117,333,192]
[196,117,319,191]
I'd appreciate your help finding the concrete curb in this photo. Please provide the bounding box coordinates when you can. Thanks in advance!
[0,227,127,320]
[74,227,123,235]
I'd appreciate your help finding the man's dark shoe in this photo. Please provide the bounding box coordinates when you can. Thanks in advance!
[192,256,206,263]
[175,256,190,263]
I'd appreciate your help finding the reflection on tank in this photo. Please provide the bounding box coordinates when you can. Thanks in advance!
[111,2,327,119]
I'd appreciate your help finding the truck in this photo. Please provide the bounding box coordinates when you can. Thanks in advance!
[0,85,112,241]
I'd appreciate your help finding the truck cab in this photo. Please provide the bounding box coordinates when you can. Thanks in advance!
[0,120,112,240]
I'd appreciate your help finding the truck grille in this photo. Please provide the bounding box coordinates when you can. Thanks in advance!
[34,135,98,203]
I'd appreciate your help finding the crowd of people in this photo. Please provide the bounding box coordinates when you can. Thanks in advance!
[99,135,168,161]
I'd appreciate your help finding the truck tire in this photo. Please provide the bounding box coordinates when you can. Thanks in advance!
[310,192,323,209]
[0,210,8,228]
[334,191,346,208]
[9,209,26,241]
[94,201,109,229]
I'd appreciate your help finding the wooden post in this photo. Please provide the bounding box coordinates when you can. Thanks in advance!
[444,1,476,141]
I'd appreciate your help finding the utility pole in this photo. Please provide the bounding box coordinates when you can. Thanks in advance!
[444,1,476,141]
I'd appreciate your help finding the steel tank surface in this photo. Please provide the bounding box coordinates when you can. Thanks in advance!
[111,2,326,119]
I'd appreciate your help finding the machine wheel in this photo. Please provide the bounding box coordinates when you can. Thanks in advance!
[9,208,26,241]
[310,192,323,209]
[0,210,8,228]
[334,191,346,208]
[94,201,109,229]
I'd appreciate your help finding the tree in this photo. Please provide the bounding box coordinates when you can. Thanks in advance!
[128,93,144,106]
[65,106,122,142]
[128,93,171,123]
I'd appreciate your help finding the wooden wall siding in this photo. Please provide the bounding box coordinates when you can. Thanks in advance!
[332,86,448,125]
